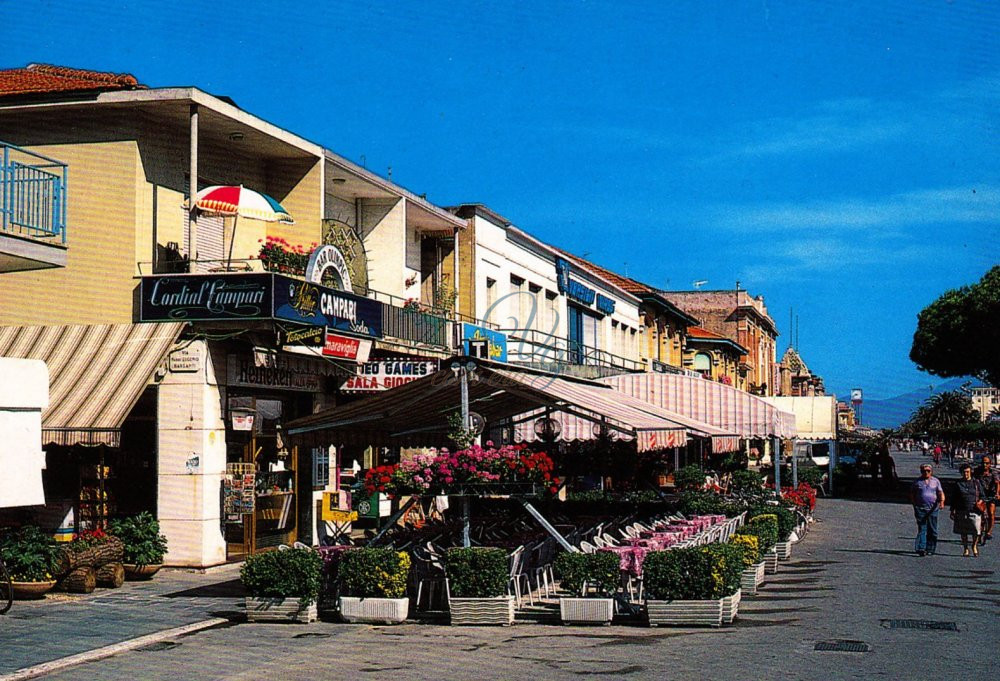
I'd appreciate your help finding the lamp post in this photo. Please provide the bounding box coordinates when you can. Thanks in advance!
[450,358,479,547]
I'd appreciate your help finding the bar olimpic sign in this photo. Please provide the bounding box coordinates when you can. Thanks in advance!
[139,274,273,321]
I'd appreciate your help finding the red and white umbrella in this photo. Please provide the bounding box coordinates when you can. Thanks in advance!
[192,185,294,267]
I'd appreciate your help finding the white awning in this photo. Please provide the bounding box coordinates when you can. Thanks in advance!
[761,396,837,441]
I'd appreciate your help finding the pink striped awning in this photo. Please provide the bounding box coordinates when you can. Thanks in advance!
[601,372,797,439]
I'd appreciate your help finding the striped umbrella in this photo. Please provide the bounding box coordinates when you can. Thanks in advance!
[193,185,294,267]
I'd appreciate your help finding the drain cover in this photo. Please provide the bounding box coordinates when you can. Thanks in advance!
[814,640,871,652]
[882,619,958,631]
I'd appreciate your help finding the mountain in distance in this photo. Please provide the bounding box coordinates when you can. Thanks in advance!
[858,377,986,429]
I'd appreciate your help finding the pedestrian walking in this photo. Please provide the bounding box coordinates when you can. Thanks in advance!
[946,445,956,468]
[922,440,930,457]
[910,464,945,556]
[950,463,983,557]
[975,455,999,543]
[933,444,942,466]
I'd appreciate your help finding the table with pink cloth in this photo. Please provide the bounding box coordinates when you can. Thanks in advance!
[625,536,677,550]
[599,545,648,576]
[638,531,685,545]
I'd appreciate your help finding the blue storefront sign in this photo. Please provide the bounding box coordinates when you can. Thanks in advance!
[273,275,382,339]
[555,256,598,307]
[462,323,507,362]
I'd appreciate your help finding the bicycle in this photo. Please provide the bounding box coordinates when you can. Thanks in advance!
[0,552,12,614]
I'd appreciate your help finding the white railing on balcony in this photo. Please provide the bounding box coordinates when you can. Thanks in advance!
[500,328,645,372]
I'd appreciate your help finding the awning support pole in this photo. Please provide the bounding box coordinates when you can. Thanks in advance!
[517,499,577,552]
[462,497,471,548]
[368,496,417,547]
[792,441,798,488]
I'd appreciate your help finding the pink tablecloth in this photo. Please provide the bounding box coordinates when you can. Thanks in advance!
[599,546,648,576]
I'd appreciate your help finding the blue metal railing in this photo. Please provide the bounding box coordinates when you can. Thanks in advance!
[1,141,67,243]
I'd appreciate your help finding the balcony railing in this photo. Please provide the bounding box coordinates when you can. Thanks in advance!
[500,328,645,373]
[1,142,67,243]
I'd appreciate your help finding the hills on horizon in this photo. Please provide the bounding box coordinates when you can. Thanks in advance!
[856,377,986,429]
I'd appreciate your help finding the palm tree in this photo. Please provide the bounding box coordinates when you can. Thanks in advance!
[907,390,980,433]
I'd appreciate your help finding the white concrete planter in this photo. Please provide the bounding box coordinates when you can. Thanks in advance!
[775,541,793,560]
[245,596,317,623]
[339,596,409,624]
[559,597,615,625]
[449,596,516,626]
[721,589,741,624]
[764,549,779,574]
[740,562,766,594]
[647,599,723,628]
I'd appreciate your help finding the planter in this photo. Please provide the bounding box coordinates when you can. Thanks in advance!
[646,599,723,627]
[774,541,792,560]
[559,597,615,625]
[764,549,779,574]
[10,580,57,600]
[449,596,516,626]
[123,563,162,581]
[740,561,766,594]
[339,596,409,624]
[721,589,741,624]
[245,596,317,623]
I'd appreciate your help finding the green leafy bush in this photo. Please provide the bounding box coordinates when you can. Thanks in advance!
[0,526,59,582]
[240,548,323,606]
[339,548,411,599]
[748,504,796,540]
[796,467,825,487]
[729,534,760,567]
[553,551,621,597]
[740,514,779,552]
[729,469,764,494]
[676,490,744,518]
[643,546,740,601]
[673,465,705,490]
[444,547,508,598]
[109,512,168,566]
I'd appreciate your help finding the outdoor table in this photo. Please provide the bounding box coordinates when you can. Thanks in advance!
[625,537,676,550]
[640,531,684,544]
[599,545,647,576]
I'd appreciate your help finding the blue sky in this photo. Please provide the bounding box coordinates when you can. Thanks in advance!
[6,0,998,400]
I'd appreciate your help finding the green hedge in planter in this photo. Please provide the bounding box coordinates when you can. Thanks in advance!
[729,469,764,495]
[796,466,825,487]
[702,542,746,597]
[241,548,323,606]
[0,526,59,582]
[729,534,760,567]
[109,512,168,567]
[748,504,796,540]
[643,546,741,601]
[339,548,411,599]
[553,551,620,597]
[444,548,508,598]
[739,514,779,552]
[673,465,706,491]
[676,490,744,518]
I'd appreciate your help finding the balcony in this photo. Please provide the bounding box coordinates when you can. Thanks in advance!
[500,328,645,378]
[0,142,68,272]
[368,290,495,355]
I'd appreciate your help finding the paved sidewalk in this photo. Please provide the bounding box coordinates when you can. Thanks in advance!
[0,564,245,676]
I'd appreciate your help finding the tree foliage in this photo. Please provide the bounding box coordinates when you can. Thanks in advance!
[905,390,980,434]
[910,266,1000,387]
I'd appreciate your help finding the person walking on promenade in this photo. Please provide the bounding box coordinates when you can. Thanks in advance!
[946,444,956,468]
[950,463,983,557]
[910,464,945,556]
[975,455,999,543]
[933,444,942,466]
[922,440,930,457]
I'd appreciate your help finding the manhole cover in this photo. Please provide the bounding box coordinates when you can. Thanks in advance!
[293,632,332,639]
[814,640,871,652]
[882,619,958,631]
[137,641,181,652]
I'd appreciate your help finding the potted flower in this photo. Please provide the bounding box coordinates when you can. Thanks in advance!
[108,513,168,580]
[554,551,619,624]
[241,548,323,623]
[0,526,59,599]
[445,547,514,625]
[338,548,411,624]
[642,543,745,627]
[744,514,781,574]
[731,534,764,595]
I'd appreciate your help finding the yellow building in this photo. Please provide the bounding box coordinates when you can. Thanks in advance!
[683,326,747,389]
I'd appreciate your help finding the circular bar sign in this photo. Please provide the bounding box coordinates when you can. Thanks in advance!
[305,245,353,291]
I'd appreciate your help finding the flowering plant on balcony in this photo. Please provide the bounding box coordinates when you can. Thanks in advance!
[256,236,316,275]
[363,443,558,497]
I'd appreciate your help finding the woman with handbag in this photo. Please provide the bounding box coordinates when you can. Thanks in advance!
[950,463,984,557]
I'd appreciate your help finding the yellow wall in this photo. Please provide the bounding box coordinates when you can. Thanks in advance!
[0,141,141,325]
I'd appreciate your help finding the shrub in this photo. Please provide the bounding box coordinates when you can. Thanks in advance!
[109,512,168,566]
[444,547,508,598]
[643,546,740,601]
[676,490,743,518]
[797,467,825,487]
[730,469,764,495]
[553,551,621,597]
[339,548,411,599]
[748,504,796,540]
[240,548,323,606]
[729,534,760,567]
[0,526,59,582]
[673,465,705,490]
[741,514,779,552]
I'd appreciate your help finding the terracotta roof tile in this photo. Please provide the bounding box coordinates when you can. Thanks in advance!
[687,326,728,340]
[0,63,145,97]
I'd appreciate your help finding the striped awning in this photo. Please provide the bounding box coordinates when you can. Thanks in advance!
[0,323,185,447]
[601,372,797,439]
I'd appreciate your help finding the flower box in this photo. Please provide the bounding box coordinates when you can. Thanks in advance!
[339,596,409,624]
[559,597,615,625]
[774,541,792,560]
[740,561,766,594]
[449,596,516,626]
[245,596,317,623]
[764,549,779,574]
[721,589,741,624]
[11,580,57,600]
[646,599,723,627]
[123,563,162,581]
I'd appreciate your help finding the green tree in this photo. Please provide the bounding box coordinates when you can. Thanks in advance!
[910,266,1000,387]
[906,390,980,433]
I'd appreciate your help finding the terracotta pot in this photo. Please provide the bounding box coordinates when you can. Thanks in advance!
[123,564,162,580]
[11,580,57,600]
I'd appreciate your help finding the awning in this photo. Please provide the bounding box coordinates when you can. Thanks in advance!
[760,396,837,441]
[287,359,689,452]
[601,372,797,439]
[0,323,185,447]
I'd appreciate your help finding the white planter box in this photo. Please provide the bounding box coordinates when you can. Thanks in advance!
[339,597,409,624]
[245,596,317,623]
[775,541,792,560]
[647,599,723,627]
[764,549,779,574]
[721,589,741,624]
[559,598,615,625]
[740,562,766,594]
[449,596,516,626]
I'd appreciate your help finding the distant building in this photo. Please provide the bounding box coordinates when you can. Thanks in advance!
[684,326,747,389]
[972,386,1000,422]
[777,346,825,396]
[660,289,779,396]
[837,401,857,430]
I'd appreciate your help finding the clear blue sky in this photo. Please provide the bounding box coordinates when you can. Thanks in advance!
[6,0,998,400]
